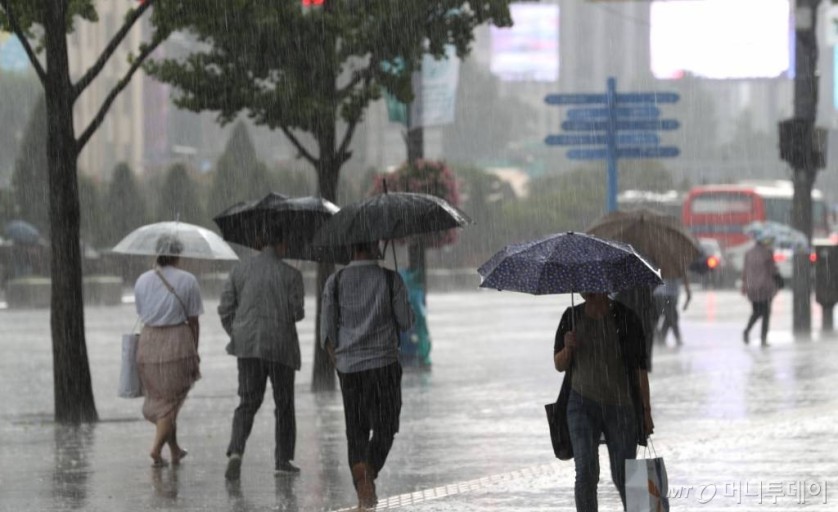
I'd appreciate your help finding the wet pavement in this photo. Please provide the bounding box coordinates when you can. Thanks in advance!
[0,289,835,511]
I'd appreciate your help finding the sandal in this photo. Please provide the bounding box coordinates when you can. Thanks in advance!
[172,449,188,465]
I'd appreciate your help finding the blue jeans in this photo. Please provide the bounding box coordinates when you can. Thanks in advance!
[567,390,637,512]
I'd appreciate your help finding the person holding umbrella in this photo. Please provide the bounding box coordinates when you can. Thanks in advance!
[478,232,658,512]
[742,235,780,346]
[133,235,203,467]
[554,292,654,511]
[219,236,305,480]
[320,241,414,510]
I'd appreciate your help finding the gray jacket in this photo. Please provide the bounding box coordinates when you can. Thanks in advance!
[219,248,304,370]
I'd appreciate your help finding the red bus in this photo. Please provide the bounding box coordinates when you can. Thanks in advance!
[682,181,829,250]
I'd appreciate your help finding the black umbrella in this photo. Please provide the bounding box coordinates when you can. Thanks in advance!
[311,192,471,247]
[214,194,349,262]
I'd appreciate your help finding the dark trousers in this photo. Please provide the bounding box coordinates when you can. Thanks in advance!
[338,363,402,475]
[227,358,296,463]
[567,391,637,512]
[745,300,771,342]
[655,295,681,343]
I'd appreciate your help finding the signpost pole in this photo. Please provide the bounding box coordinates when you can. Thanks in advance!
[606,77,618,213]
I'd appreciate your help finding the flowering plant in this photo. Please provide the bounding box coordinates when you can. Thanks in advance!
[370,159,461,247]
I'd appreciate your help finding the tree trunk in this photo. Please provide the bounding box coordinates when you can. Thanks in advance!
[44,5,98,423]
[311,130,339,392]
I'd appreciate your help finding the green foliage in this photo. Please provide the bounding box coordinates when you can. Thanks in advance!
[146,0,513,201]
[102,162,147,246]
[148,1,511,127]
[0,1,98,40]
[0,187,15,228]
[156,163,205,225]
[207,122,273,218]
[11,95,48,233]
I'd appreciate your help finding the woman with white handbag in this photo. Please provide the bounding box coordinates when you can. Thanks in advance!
[133,235,203,467]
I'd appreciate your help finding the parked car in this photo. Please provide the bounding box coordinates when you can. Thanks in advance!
[689,238,736,288]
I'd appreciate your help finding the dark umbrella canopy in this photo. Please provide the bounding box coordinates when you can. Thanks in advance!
[478,232,662,295]
[312,192,471,247]
[586,208,701,279]
[214,194,349,262]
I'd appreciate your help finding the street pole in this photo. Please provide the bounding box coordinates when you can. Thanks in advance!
[606,77,618,213]
[789,0,822,334]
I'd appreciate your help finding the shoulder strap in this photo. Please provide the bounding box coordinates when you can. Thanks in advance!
[155,268,189,323]
[384,269,401,344]
[333,268,345,345]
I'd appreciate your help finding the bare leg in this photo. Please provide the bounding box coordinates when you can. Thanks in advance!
[168,421,188,464]
[151,417,174,465]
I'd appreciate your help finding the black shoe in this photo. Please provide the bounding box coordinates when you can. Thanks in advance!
[275,460,300,475]
[225,454,242,481]
[743,331,749,345]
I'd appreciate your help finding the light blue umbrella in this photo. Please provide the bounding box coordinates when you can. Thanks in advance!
[743,221,809,252]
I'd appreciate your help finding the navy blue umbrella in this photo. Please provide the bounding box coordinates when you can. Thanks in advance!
[478,231,662,295]
[4,220,42,246]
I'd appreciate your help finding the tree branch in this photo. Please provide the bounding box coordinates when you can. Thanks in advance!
[73,0,155,100]
[76,35,165,152]
[280,126,319,166]
[0,0,47,84]
[337,116,360,164]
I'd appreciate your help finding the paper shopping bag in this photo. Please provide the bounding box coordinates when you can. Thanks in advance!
[626,456,670,512]
[118,333,143,398]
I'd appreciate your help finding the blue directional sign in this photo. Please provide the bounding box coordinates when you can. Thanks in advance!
[545,93,607,106]
[567,146,680,161]
[618,147,680,159]
[561,119,679,132]
[616,92,680,104]
[545,132,660,147]
[566,106,661,120]
[567,148,609,160]
[544,77,681,212]
[544,92,680,106]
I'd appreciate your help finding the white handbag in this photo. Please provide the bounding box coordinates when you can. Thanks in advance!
[626,438,670,512]
[118,319,143,398]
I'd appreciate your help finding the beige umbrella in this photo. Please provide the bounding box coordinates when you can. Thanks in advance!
[586,208,701,279]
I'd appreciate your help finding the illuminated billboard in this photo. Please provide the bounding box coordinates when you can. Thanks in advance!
[650,0,792,80]
[491,3,559,82]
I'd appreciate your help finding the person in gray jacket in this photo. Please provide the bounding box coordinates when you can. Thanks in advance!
[219,240,304,480]
[321,241,414,510]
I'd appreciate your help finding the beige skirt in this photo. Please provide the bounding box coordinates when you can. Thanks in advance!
[137,324,200,423]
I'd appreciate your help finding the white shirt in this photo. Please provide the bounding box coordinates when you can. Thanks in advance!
[134,266,204,326]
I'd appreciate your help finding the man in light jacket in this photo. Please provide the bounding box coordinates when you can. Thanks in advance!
[321,241,414,510]
[219,240,304,480]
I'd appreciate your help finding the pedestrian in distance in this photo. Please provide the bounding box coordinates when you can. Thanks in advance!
[321,241,415,510]
[614,286,657,371]
[653,276,691,346]
[553,292,654,512]
[742,236,780,346]
[133,235,203,468]
[219,238,305,480]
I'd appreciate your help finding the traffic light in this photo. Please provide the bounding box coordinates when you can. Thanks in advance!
[779,118,827,170]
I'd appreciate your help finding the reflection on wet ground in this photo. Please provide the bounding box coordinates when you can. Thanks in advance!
[0,290,835,511]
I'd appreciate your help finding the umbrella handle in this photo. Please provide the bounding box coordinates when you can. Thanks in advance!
[387,239,398,271]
